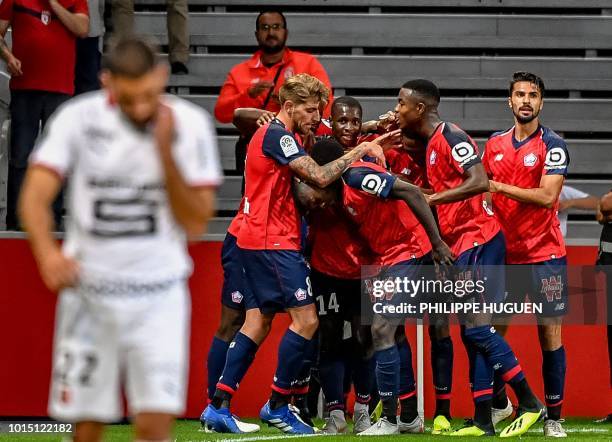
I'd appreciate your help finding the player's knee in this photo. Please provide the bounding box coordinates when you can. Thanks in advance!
[538,323,562,351]
[370,320,395,350]
[134,413,174,441]
[216,309,245,341]
[73,422,104,442]
[292,312,319,338]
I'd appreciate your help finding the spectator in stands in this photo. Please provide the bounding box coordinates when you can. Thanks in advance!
[557,185,599,237]
[112,0,189,74]
[75,0,105,94]
[214,10,333,173]
[0,0,89,230]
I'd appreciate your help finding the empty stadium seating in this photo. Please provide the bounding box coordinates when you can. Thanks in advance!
[1,2,610,242]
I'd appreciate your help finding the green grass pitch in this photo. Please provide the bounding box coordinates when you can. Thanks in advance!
[2,418,610,441]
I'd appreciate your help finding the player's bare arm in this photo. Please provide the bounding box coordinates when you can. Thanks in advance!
[390,179,454,265]
[48,0,89,38]
[428,163,489,206]
[0,20,22,76]
[232,108,275,137]
[289,140,386,188]
[558,195,599,212]
[489,174,564,209]
[597,191,612,223]
[19,167,79,292]
[155,104,216,237]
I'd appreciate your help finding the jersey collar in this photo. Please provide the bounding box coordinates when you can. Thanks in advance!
[249,48,294,69]
[512,125,542,150]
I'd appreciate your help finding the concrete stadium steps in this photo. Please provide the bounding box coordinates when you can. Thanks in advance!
[215,136,612,176]
[183,94,612,133]
[135,0,612,9]
[167,54,612,92]
[135,13,612,50]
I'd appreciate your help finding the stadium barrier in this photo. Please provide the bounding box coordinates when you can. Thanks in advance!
[0,237,609,419]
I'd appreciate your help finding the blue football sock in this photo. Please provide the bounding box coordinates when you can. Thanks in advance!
[375,345,400,422]
[464,326,525,385]
[431,336,453,417]
[353,357,374,405]
[272,329,311,394]
[207,336,230,400]
[319,353,346,411]
[216,332,258,394]
[543,346,566,420]
[397,337,416,398]
[293,333,318,394]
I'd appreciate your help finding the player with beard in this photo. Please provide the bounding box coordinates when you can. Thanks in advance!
[397,79,545,437]
[483,72,570,438]
[203,75,387,435]
[214,10,332,173]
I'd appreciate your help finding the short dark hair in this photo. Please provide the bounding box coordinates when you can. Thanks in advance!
[103,36,159,78]
[401,79,440,106]
[332,96,363,116]
[310,138,344,166]
[256,10,287,30]
[509,71,545,97]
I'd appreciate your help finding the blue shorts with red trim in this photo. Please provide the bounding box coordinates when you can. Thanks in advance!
[240,249,313,314]
[220,233,257,310]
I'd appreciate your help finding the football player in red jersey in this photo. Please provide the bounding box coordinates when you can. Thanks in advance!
[203,74,388,434]
[483,72,570,438]
[396,79,545,437]
[303,137,454,436]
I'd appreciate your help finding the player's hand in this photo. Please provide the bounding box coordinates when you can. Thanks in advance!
[248,81,274,99]
[39,250,79,292]
[256,110,276,127]
[7,55,22,77]
[154,103,175,156]
[558,199,571,212]
[372,129,402,152]
[424,193,435,206]
[431,240,455,278]
[377,111,399,133]
[360,141,386,168]
[489,180,502,193]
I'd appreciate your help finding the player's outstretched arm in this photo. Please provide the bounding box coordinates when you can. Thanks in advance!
[19,167,79,292]
[156,105,217,237]
[489,174,564,209]
[428,163,489,206]
[288,141,385,188]
[391,179,454,265]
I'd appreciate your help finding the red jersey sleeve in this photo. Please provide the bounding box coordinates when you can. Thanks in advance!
[0,0,13,21]
[72,0,89,15]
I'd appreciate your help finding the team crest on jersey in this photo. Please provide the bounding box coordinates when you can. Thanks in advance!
[41,10,51,25]
[494,153,504,162]
[401,167,412,176]
[284,67,294,79]
[294,288,307,301]
[429,150,437,165]
[280,135,299,157]
[541,276,563,302]
[523,153,537,167]
[231,291,243,304]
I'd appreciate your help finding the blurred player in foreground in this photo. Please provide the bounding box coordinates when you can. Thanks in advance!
[484,72,570,437]
[19,37,222,442]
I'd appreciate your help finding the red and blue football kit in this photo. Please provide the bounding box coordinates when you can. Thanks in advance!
[484,125,569,319]
[237,119,313,314]
[342,161,432,267]
[483,125,568,264]
[426,122,501,257]
[385,148,429,188]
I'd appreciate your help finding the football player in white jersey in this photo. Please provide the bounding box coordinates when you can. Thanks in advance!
[18,36,222,442]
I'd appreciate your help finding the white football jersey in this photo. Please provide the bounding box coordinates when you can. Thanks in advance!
[31,91,223,285]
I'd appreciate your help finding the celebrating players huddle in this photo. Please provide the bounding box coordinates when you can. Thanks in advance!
[203,71,570,438]
[18,36,569,441]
